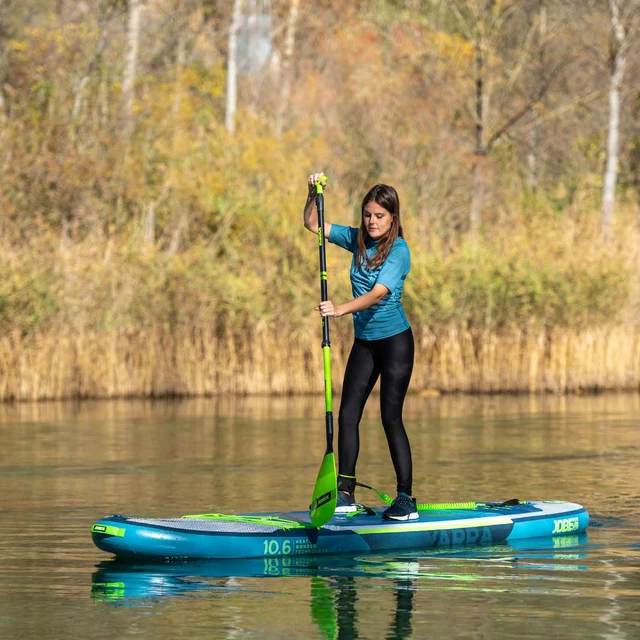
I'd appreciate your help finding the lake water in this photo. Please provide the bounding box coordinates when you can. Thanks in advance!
[0,393,638,639]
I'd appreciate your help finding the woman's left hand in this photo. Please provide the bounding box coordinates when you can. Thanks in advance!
[316,300,341,317]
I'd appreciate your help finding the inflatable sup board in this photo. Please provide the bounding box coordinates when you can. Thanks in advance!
[92,499,589,560]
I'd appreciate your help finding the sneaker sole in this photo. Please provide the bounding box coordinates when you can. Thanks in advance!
[382,511,419,521]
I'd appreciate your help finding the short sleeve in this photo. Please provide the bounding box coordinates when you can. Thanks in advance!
[328,224,359,253]
[376,242,410,293]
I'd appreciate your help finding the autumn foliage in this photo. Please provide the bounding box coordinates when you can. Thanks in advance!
[0,1,639,398]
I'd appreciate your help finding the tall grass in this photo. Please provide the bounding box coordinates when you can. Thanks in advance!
[1,324,639,401]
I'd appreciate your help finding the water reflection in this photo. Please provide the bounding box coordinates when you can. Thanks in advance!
[310,575,416,640]
[92,536,589,639]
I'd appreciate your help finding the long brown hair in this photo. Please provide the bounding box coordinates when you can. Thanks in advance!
[356,184,403,270]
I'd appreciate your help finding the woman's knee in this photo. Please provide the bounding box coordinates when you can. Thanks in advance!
[380,407,404,434]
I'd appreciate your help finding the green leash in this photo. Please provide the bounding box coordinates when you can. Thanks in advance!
[355,482,521,511]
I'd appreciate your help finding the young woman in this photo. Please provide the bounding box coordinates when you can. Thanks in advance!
[303,173,417,521]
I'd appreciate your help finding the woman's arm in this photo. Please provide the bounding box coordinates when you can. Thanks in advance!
[304,172,332,237]
[316,284,389,318]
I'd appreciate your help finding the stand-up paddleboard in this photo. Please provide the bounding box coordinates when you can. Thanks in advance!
[92,499,588,560]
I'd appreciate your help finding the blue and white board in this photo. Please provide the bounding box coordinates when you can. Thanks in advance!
[91,500,588,560]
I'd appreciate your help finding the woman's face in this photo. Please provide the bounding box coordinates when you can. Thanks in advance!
[363,201,393,240]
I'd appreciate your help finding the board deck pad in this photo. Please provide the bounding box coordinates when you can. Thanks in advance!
[91,500,589,560]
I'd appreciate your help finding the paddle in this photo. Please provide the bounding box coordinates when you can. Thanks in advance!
[309,176,337,527]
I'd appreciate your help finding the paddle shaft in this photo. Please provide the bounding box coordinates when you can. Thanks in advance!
[309,177,337,527]
[316,182,333,450]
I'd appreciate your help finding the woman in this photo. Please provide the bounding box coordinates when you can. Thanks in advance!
[303,173,417,521]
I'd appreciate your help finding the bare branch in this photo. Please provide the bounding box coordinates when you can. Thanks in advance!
[486,61,564,150]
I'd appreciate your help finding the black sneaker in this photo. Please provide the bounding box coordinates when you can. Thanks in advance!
[382,493,419,521]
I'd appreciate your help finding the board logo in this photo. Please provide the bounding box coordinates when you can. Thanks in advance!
[551,517,579,534]
[92,525,107,533]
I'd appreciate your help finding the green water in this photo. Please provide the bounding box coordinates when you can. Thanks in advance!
[0,394,638,639]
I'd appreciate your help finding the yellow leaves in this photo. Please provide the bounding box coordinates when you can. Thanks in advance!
[11,19,101,90]
[9,39,28,52]
[240,138,277,173]
[429,31,473,64]
[202,77,224,98]
[181,68,200,88]
[176,65,225,95]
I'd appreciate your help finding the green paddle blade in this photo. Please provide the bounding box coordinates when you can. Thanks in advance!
[310,452,337,527]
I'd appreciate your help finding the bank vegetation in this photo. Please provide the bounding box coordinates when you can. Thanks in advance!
[0,1,639,399]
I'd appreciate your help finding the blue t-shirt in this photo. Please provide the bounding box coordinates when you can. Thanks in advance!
[329,224,411,341]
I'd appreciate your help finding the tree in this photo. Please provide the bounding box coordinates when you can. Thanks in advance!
[526,0,548,191]
[121,0,142,141]
[275,0,300,136]
[601,0,638,241]
[71,1,117,121]
[451,0,562,243]
[225,0,243,134]
[0,0,24,113]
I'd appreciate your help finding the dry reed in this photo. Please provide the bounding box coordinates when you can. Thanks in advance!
[1,324,638,401]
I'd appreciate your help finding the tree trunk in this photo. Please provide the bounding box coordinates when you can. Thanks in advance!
[0,1,19,114]
[143,201,155,246]
[275,0,300,136]
[168,208,189,256]
[225,0,243,134]
[526,0,547,192]
[121,0,142,141]
[172,22,186,119]
[470,37,488,244]
[602,0,627,242]
[470,154,490,245]
[526,125,538,191]
[72,3,115,123]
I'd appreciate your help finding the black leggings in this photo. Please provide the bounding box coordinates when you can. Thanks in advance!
[337,328,415,495]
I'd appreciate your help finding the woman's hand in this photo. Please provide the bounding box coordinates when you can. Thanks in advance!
[308,172,326,198]
[316,286,389,319]
[304,173,331,236]
[316,300,342,318]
